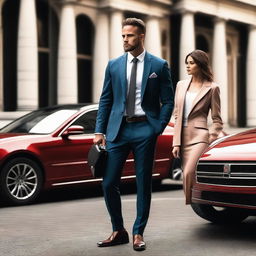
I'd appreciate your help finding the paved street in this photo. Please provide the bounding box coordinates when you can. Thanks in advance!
[0,180,256,256]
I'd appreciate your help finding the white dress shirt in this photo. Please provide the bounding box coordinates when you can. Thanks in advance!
[183,91,197,126]
[95,50,146,135]
[125,50,146,116]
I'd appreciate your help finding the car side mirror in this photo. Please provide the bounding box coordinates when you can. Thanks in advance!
[62,125,84,138]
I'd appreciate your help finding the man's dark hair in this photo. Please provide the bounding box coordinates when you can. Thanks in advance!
[122,18,146,34]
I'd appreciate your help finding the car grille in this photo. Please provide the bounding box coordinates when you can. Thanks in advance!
[196,162,256,186]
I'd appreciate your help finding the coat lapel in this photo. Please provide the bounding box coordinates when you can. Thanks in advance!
[119,53,128,97]
[188,81,212,116]
[141,52,151,99]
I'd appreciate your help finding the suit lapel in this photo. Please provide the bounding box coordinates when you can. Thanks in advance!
[119,53,128,97]
[141,52,151,99]
[188,81,212,116]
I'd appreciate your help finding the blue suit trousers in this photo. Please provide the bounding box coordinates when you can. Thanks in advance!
[102,119,157,235]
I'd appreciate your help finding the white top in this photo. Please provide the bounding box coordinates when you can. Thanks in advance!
[125,50,146,116]
[183,91,198,126]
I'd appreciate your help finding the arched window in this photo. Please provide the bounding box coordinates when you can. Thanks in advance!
[196,34,209,53]
[76,15,94,103]
[227,40,232,56]
[2,0,20,110]
[36,0,59,107]
[161,30,168,60]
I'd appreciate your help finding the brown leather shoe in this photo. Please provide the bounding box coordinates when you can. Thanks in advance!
[133,234,146,251]
[97,229,129,247]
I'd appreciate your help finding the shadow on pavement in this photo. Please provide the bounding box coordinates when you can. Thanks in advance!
[0,179,182,207]
[193,217,256,241]
[37,179,182,204]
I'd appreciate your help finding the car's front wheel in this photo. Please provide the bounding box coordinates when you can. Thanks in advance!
[0,157,43,205]
[191,203,249,224]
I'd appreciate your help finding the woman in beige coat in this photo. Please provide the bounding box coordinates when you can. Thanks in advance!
[172,50,223,204]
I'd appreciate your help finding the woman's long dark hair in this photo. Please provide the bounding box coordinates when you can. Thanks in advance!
[185,50,213,82]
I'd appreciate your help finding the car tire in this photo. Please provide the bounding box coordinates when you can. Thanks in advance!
[170,158,182,180]
[0,157,43,205]
[171,167,183,180]
[152,179,162,188]
[191,203,248,224]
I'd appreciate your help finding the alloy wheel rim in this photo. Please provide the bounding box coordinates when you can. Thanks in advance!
[6,163,38,200]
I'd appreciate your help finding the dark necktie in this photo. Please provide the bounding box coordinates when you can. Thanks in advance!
[126,57,138,117]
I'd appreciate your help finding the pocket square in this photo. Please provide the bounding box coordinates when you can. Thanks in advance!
[149,72,158,78]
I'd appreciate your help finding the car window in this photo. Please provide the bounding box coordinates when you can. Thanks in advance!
[72,110,97,134]
[0,109,77,134]
[29,110,78,134]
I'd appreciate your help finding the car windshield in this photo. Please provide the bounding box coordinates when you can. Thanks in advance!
[0,109,77,134]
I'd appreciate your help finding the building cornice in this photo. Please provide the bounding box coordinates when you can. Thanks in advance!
[98,0,172,17]
[173,0,256,26]
[53,0,98,8]
[234,0,256,7]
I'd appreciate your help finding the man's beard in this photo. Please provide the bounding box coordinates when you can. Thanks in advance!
[124,43,139,52]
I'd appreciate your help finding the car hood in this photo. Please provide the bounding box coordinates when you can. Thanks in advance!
[200,128,256,161]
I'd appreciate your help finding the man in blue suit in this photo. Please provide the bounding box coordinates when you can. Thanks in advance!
[94,18,174,251]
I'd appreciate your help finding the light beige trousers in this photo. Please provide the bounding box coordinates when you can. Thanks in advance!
[181,127,208,204]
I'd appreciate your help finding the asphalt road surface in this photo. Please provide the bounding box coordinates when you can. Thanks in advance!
[1,180,256,256]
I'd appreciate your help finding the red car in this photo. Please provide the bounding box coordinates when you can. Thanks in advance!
[191,129,256,224]
[0,104,174,205]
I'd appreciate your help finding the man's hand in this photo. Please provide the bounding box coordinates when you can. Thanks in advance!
[93,134,106,146]
[172,146,180,159]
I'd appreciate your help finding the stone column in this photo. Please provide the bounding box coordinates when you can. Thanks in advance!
[57,4,77,104]
[17,0,38,110]
[212,17,228,124]
[145,16,162,58]
[109,9,123,59]
[246,25,256,126]
[179,11,195,80]
[92,11,110,102]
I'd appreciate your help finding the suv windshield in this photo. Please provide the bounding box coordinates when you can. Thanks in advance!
[0,109,77,134]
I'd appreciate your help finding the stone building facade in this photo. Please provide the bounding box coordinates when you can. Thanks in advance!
[0,0,255,127]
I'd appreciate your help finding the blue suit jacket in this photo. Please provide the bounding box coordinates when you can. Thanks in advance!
[95,52,174,142]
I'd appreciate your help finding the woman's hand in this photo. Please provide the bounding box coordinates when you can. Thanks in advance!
[209,134,218,144]
[172,146,180,158]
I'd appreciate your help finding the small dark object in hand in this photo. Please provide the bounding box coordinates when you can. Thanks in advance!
[171,157,182,180]
[88,144,107,178]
